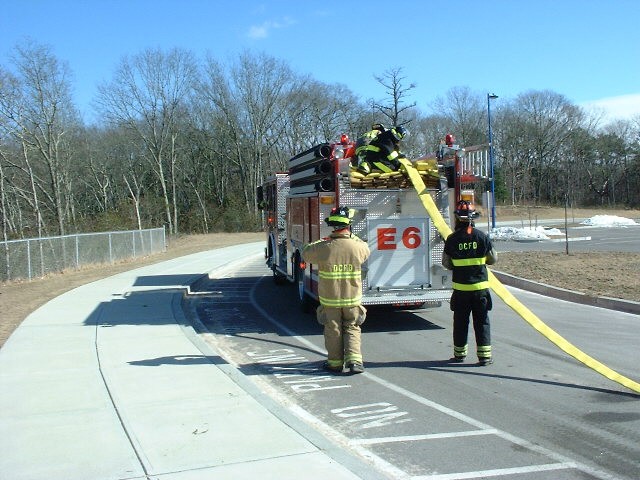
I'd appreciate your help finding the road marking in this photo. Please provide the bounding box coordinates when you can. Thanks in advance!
[352,429,498,445]
[331,402,412,428]
[248,348,307,364]
[412,462,578,479]
[289,404,411,480]
[547,236,591,242]
[365,372,615,479]
[198,259,616,480]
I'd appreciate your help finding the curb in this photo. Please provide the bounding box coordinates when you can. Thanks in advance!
[492,270,640,315]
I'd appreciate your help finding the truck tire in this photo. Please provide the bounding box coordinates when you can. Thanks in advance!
[273,269,287,285]
[268,238,286,285]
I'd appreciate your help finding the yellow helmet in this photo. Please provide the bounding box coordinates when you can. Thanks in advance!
[325,206,354,227]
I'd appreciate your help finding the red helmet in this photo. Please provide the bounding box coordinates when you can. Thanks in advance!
[445,134,455,147]
[454,200,476,221]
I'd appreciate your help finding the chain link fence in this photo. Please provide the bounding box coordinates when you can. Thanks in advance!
[0,227,166,283]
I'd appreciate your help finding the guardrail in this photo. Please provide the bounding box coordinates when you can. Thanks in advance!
[0,227,166,282]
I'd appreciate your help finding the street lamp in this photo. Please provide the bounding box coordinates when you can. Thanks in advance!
[487,93,499,230]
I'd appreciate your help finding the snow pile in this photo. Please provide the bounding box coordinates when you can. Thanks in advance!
[491,226,562,242]
[490,215,637,241]
[580,215,638,227]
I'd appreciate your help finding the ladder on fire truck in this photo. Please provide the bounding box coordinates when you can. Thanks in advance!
[398,158,640,394]
[437,138,492,208]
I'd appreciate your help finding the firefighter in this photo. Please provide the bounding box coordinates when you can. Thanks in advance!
[302,207,371,374]
[354,122,386,168]
[357,125,408,174]
[442,200,497,365]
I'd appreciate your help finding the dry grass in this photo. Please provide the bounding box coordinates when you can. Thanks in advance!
[495,251,640,302]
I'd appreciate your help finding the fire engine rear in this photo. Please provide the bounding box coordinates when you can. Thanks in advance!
[257,134,473,312]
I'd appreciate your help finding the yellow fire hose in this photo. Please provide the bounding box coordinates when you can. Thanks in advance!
[399,158,640,393]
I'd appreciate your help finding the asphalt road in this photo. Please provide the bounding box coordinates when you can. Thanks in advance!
[187,251,640,480]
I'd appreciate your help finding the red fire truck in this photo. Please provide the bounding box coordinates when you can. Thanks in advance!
[257,134,484,312]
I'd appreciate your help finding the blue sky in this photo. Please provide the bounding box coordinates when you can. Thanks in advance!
[2,0,639,124]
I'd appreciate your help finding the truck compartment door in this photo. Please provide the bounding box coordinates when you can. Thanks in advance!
[366,218,430,288]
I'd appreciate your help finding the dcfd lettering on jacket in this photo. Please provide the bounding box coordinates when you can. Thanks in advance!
[457,241,478,251]
[332,264,355,272]
[302,232,371,308]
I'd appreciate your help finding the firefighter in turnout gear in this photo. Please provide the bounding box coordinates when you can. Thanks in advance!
[354,123,386,170]
[442,201,498,365]
[302,207,371,374]
[357,125,408,174]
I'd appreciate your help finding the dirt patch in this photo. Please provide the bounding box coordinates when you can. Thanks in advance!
[494,251,640,302]
[2,207,639,348]
[492,205,640,224]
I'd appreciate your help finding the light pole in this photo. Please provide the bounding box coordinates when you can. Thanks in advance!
[487,93,498,230]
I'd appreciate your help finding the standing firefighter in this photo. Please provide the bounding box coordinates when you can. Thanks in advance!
[302,207,371,374]
[442,201,498,365]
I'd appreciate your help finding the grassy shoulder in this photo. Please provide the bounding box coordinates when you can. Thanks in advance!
[495,251,640,302]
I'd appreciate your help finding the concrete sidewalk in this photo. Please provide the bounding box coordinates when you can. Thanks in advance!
[0,243,365,480]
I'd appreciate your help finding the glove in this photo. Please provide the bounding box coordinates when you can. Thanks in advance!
[316,305,328,325]
[355,305,367,326]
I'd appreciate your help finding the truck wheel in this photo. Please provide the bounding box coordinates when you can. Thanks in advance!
[273,269,287,285]
[295,259,314,313]
[268,238,286,285]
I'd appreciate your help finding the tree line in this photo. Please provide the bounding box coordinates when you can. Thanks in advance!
[1,40,638,242]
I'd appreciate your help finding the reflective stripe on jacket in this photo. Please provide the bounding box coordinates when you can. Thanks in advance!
[302,231,371,308]
[443,225,496,291]
[355,129,382,156]
[361,129,402,171]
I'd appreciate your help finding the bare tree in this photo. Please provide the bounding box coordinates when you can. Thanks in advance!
[495,90,585,206]
[201,51,308,218]
[96,47,197,235]
[373,67,416,127]
[0,67,47,238]
[431,86,485,147]
[601,120,636,206]
[276,79,364,160]
[122,155,147,232]
[0,146,10,252]
[0,41,79,236]
[4,39,638,239]
[411,113,453,155]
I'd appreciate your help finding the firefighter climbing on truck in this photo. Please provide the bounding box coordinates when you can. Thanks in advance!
[354,122,386,168]
[357,125,409,174]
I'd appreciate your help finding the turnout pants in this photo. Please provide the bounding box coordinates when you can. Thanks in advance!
[321,306,363,368]
[450,289,492,360]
